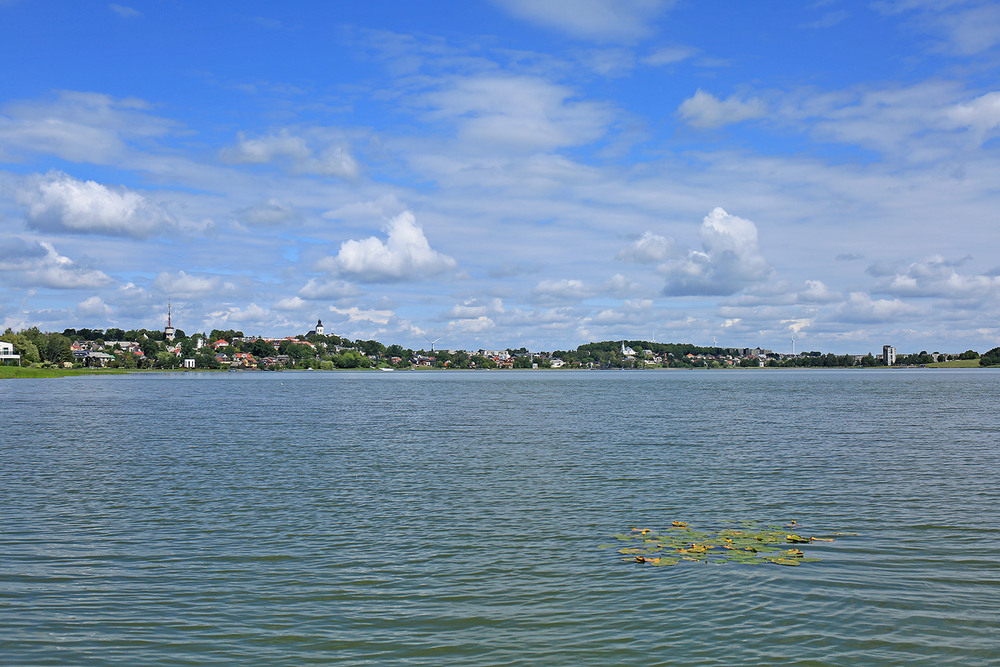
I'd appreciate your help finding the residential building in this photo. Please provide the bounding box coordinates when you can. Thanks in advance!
[883,345,896,366]
[0,341,20,365]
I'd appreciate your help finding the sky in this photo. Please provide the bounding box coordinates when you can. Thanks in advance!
[1,0,999,354]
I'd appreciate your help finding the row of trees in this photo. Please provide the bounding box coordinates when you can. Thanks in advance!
[5,326,1000,370]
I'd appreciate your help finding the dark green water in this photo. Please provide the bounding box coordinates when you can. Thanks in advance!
[2,369,999,665]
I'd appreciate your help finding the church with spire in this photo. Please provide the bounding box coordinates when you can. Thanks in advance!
[306,319,324,337]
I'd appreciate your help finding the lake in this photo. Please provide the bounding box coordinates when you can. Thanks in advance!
[2,369,998,665]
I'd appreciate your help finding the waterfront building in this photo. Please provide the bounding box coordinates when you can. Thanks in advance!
[883,345,896,366]
[0,341,20,365]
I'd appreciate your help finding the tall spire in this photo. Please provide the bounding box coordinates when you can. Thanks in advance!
[164,299,176,341]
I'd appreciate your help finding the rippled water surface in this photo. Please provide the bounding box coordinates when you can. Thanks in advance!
[3,369,999,665]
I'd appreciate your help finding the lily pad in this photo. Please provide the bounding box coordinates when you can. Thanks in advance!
[604,520,842,568]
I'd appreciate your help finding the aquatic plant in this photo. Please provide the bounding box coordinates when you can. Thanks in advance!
[601,520,837,567]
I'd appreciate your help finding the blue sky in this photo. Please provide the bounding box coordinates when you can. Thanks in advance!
[2,0,999,354]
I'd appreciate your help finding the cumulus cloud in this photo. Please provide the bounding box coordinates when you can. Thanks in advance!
[874,255,1000,298]
[273,296,308,311]
[221,129,359,178]
[420,75,612,151]
[0,239,113,289]
[616,231,676,263]
[678,89,767,129]
[77,295,114,317]
[659,207,772,296]
[834,292,922,323]
[17,171,174,238]
[448,297,505,319]
[319,211,457,282]
[798,280,841,303]
[448,315,495,333]
[493,0,668,42]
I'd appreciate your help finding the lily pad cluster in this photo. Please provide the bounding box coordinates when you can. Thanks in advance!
[602,520,836,567]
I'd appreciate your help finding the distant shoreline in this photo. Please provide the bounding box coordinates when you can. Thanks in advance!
[2,362,991,379]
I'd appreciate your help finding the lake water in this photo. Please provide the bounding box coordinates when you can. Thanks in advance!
[2,369,999,665]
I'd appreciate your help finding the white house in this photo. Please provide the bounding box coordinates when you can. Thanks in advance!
[0,341,20,365]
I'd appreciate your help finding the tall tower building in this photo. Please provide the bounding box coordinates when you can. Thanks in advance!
[164,300,176,341]
[315,319,324,336]
[883,345,896,366]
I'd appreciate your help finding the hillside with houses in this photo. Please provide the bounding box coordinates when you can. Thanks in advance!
[4,316,996,371]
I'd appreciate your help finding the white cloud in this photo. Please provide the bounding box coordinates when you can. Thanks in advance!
[108,4,140,18]
[659,207,772,296]
[17,171,174,238]
[616,231,676,263]
[420,75,613,151]
[235,199,298,226]
[604,273,642,296]
[297,278,363,300]
[448,297,505,319]
[642,45,697,66]
[532,278,592,300]
[273,296,308,311]
[875,256,1000,298]
[0,91,172,164]
[798,280,841,303]
[221,130,359,178]
[448,315,495,333]
[328,305,395,326]
[323,194,405,222]
[152,270,221,297]
[0,239,113,289]
[947,91,1000,139]
[834,292,922,323]
[320,211,457,282]
[77,295,114,318]
[221,130,310,164]
[492,0,669,42]
[678,90,767,129]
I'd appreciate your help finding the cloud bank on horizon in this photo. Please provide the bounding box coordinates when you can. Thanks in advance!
[1,0,999,354]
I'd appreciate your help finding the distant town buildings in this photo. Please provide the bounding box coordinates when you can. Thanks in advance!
[883,345,896,366]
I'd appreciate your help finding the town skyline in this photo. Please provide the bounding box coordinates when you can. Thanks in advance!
[2,2,999,354]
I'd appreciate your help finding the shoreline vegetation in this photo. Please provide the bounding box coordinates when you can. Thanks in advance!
[0,359,988,380]
[2,325,999,378]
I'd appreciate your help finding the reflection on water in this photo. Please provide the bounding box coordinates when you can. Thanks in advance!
[2,370,999,665]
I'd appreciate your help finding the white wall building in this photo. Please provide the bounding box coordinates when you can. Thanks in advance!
[0,341,21,365]
[883,345,896,366]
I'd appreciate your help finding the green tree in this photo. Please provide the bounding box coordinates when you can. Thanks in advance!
[980,347,1000,367]
[245,338,276,358]
[0,331,40,364]
[46,334,73,364]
